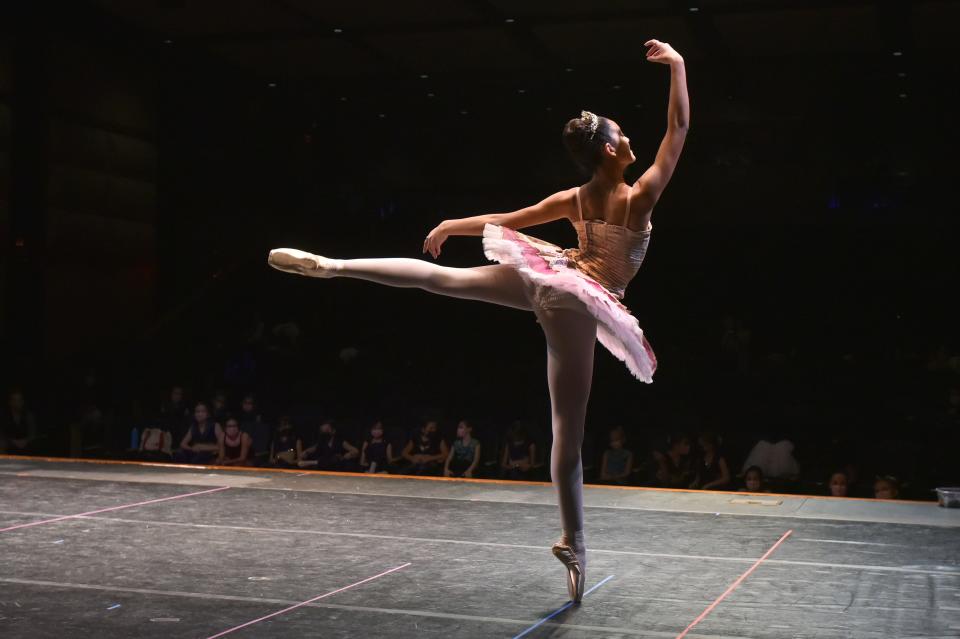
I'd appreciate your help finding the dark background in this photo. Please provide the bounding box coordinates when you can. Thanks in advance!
[0,1,957,495]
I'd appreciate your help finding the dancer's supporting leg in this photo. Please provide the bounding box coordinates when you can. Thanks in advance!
[269,249,531,311]
[535,305,598,572]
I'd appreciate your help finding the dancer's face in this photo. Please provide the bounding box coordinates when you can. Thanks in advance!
[423,421,437,435]
[456,421,470,438]
[606,119,636,166]
[745,470,762,491]
[371,423,383,439]
[194,405,208,422]
[610,434,623,449]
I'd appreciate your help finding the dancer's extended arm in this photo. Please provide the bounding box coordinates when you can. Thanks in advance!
[423,188,573,258]
[631,39,689,210]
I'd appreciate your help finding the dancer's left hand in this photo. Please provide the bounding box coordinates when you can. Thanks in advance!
[423,221,449,259]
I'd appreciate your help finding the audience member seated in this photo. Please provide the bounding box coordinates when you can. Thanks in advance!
[174,401,222,464]
[398,419,448,476]
[740,434,800,489]
[270,418,299,468]
[444,419,481,478]
[874,475,900,499]
[159,384,191,445]
[210,390,229,426]
[691,430,731,490]
[217,415,252,466]
[599,426,633,485]
[360,420,396,474]
[0,388,39,455]
[652,432,696,489]
[739,465,770,493]
[239,393,271,466]
[138,423,173,461]
[828,470,849,497]
[500,421,536,480]
[298,419,359,471]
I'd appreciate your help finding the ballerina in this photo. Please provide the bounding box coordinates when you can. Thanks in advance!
[267,38,689,602]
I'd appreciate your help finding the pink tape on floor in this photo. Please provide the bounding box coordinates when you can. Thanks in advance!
[205,562,413,639]
[675,529,793,639]
[0,485,231,533]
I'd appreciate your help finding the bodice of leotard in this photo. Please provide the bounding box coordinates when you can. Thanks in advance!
[562,186,652,299]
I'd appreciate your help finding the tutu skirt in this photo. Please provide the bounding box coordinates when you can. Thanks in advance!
[482,223,657,383]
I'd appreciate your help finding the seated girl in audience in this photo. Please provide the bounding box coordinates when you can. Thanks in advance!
[653,432,695,489]
[691,430,731,490]
[445,419,481,478]
[270,418,299,468]
[873,475,900,499]
[360,420,396,474]
[739,465,770,493]
[216,415,252,466]
[828,470,849,497]
[599,426,633,484]
[298,419,359,471]
[174,401,222,465]
[500,421,536,480]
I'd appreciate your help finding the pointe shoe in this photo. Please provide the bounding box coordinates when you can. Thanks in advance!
[268,248,341,278]
[551,540,585,603]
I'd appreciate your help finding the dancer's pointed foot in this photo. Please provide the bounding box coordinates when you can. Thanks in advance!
[268,248,342,278]
[551,540,585,603]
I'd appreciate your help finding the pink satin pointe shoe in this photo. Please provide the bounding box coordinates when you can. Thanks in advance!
[267,248,341,278]
[551,539,585,603]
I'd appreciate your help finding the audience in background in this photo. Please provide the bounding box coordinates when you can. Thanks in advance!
[444,419,481,478]
[217,416,252,466]
[740,465,769,493]
[298,419,359,471]
[399,419,448,476]
[653,432,695,489]
[236,394,270,465]
[360,420,395,474]
[828,470,849,497]
[741,434,800,483]
[270,418,298,468]
[501,420,536,480]
[210,390,229,427]
[159,385,191,444]
[138,423,173,461]
[174,401,222,464]
[599,426,633,484]
[874,475,900,500]
[0,388,39,455]
[691,430,731,490]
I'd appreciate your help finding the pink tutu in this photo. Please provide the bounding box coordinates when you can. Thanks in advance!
[482,223,657,383]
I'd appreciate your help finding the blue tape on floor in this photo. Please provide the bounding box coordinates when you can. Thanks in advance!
[511,574,614,639]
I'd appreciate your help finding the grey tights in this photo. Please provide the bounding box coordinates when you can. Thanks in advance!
[330,256,597,567]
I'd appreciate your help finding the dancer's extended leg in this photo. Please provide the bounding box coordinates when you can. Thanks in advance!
[269,249,531,311]
[536,305,597,573]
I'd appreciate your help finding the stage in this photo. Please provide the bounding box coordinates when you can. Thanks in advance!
[1,456,958,638]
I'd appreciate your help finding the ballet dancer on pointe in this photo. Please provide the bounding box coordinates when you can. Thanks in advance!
[268,39,689,602]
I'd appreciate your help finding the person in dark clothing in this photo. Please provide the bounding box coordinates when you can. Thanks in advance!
[270,418,298,468]
[298,420,359,471]
[0,388,39,454]
[174,402,222,464]
[399,419,448,476]
[501,421,536,480]
[360,420,396,474]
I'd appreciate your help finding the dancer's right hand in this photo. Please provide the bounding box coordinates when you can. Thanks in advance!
[423,221,449,259]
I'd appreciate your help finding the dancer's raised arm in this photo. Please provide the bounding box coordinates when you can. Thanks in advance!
[630,39,689,210]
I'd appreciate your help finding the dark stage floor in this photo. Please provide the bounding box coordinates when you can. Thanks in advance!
[1,457,958,638]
